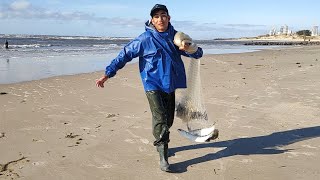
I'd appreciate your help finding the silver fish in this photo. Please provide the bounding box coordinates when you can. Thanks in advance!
[178,126,219,143]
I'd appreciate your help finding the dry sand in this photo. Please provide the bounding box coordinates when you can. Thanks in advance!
[1,46,320,180]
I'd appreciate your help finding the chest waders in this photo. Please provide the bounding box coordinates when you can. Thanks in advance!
[146,90,175,172]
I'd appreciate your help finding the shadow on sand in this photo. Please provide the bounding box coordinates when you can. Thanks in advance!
[169,126,320,173]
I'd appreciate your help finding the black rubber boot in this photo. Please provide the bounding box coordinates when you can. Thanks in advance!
[157,144,171,172]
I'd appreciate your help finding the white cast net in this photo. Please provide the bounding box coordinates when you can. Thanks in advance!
[176,58,214,131]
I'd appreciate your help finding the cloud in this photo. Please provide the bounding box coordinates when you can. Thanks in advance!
[224,24,267,28]
[0,1,145,28]
[0,1,268,38]
[172,20,267,32]
[170,20,268,39]
[10,0,30,11]
[173,21,237,32]
[85,4,129,12]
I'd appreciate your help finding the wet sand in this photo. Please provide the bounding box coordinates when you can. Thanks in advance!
[1,46,320,180]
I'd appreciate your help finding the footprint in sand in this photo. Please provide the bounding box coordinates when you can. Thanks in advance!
[285,151,315,158]
[125,129,150,145]
[32,161,46,166]
[239,159,253,163]
[125,139,135,144]
[87,164,112,169]
[139,146,147,152]
[124,138,150,145]
[301,144,317,149]
[139,139,149,144]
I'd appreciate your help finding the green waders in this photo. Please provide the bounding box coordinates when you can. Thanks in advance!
[146,90,175,172]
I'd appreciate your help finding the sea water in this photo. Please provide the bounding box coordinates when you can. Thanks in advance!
[0,34,278,84]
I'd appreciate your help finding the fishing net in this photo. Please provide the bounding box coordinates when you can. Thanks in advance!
[176,58,215,132]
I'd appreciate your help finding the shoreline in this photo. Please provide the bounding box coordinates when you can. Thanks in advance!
[218,35,320,42]
[244,41,320,46]
[0,47,299,86]
[0,46,281,85]
[1,46,320,179]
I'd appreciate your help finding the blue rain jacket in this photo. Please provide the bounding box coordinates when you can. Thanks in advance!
[105,21,203,93]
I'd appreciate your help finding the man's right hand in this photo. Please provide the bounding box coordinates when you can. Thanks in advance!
[174,31,198,54]
[96,75,108,88]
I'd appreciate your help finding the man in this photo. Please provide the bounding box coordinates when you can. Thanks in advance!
[5,40,8,49]
[96,4,203,172]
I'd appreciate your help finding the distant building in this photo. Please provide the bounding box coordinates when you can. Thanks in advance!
[270,24,292,36]
[269,27,276,36]
[311,26,319,36]
[283,25,288,35]
[278,26,284,35]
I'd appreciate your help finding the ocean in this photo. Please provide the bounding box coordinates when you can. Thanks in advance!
[0,34,278,84]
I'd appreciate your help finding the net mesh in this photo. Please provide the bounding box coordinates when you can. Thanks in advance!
[176,58,214,131]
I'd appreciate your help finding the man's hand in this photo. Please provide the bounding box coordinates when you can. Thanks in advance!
[174,31,198,54]
[178,40,198,54]
[96,75,108,88]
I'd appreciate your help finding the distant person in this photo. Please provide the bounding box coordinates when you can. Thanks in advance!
[4,40,9,49]
[95,4,203,172]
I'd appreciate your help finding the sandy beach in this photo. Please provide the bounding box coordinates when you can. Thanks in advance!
[1,46,320,180]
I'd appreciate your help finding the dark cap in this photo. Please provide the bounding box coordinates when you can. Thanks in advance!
[150,4,168,17]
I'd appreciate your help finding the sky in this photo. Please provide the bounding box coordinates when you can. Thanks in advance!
[0,0,319,39]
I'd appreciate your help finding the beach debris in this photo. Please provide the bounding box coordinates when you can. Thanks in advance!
[32,138,45,142]
[77,138,83,144]
[0,156,27,173]
[65,133,79,139]
[106,113,116,118]
[0,92,8,95]
[238,62,243,65]
[0,132,5,138]
[65,134,83,147]
[296,62,301,64]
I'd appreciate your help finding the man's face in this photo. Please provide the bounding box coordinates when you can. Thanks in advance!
[151,10,170,32]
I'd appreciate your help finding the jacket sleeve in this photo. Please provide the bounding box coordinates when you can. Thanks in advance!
[180,47,203,59]
[105,38,142,78]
